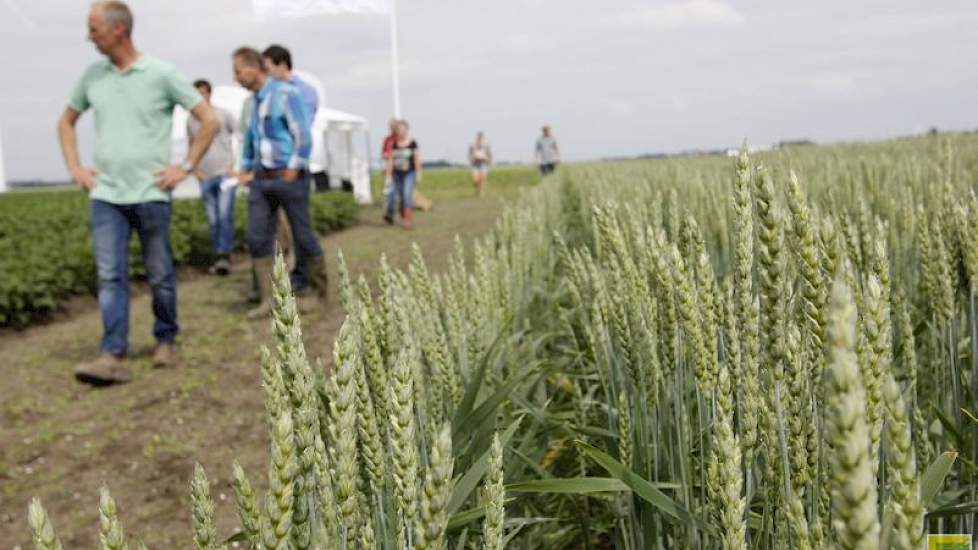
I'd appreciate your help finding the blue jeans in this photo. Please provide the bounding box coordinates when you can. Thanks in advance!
[90,200,178,356]
[200,175,236,255]
[385,171,415,216]
[247,172,323,260]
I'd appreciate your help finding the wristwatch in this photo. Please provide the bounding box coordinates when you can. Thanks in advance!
[180,160,195,173]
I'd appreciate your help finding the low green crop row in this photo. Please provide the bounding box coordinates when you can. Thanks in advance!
[0,189,358,327]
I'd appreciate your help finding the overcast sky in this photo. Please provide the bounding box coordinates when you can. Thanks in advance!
[2,0,977,180]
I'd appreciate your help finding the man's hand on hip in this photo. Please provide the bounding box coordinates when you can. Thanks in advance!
[70,166,97,192]
[154,165,189,190]
[237,171,254,186]
[282,169,299,183]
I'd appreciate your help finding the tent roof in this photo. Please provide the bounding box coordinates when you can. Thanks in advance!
[314,108,367,131]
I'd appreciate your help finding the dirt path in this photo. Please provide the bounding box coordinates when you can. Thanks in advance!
[0,196,509,548]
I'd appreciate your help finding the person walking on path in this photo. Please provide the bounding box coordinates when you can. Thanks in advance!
[189,79,238,276]
[384,120,423,229]
[535,125,560,176]
[59,1,218,386]
[232,46,329,319]
[468,131,493,197]
[263,44,317,292]
[383,117,432,214]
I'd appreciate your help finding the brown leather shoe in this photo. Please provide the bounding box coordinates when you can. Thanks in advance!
[152,343,177,368]
[74,354,131,386]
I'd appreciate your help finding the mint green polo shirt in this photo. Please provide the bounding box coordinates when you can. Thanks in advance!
[68,54,202,204]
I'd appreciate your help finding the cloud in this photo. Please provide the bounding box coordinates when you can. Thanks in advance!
[600,97,635,116]
[671,95,691,112]
[0,93,54,106]
[328,58,391,91]
[4,0,978,179]
[614,0,744,30]
[329,57,435,92]
[500,33,550,52]
[807,73,857,97]
[2,0,38,29]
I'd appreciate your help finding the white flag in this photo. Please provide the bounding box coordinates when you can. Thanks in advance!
[253,0,390,17]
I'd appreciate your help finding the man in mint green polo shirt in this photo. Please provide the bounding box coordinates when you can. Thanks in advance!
[57,1,218,386]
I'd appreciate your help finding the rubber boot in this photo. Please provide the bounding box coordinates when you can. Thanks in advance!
[402,207,414,229]
[246,266,261,303]
[298,255,329,312]
[246,256,275,320]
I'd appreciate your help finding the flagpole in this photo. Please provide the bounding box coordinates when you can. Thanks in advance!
[389,0,401,118]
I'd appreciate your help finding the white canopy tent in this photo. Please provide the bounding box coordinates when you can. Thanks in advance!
[314,107,372,203]
[170,74,372,204]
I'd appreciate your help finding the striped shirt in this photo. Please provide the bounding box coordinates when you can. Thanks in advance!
[241,78,311,172]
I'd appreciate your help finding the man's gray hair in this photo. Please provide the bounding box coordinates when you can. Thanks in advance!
[93,1,133,36]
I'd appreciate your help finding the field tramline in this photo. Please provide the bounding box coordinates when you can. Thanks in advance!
[29,134,978,548]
